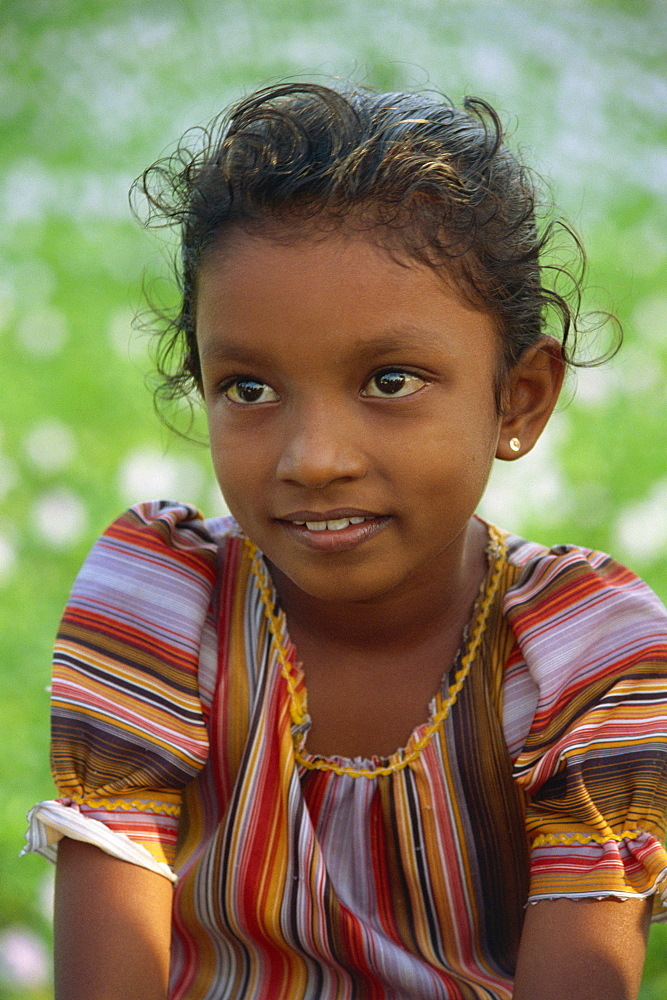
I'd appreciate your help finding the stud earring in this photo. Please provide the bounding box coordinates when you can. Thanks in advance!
[509,437,521,452]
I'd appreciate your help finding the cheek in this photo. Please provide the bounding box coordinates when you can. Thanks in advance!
[208,424,242,486]
[417,407,499,494]
[423,404,499,459]
[208,422,271,504]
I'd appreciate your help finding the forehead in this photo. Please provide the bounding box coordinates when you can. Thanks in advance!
[195,230,500,368]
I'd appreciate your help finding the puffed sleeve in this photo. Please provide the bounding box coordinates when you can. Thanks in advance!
[504,542,667,918]
[23,501,221,881]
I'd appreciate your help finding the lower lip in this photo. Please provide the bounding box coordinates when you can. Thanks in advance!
[278,517,391,552]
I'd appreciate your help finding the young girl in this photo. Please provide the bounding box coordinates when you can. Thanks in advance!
[24,83,667,1000]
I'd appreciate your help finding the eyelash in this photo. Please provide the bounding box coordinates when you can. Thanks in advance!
[219,368,427,405]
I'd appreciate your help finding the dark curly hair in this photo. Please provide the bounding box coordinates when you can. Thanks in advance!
[132,81,618,417]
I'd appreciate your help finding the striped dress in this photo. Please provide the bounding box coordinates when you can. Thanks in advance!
[25,501,667,999]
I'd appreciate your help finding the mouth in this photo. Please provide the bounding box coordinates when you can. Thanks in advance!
[276,509,391,551]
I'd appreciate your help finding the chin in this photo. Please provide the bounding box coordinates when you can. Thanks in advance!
[280,561,412,606]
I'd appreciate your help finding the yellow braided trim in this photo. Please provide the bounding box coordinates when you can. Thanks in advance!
[69,793,181,817]
[246,526,507,779]
[532,829,645,848]
[246,543,309,727]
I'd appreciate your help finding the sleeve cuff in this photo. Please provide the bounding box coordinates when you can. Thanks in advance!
[21,799,177,883]
[528,829,667,919]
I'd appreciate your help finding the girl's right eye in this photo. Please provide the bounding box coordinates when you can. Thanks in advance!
[222,378,279,404]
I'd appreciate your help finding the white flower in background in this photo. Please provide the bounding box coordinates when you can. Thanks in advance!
[39,870,55,922]
[617,345,664,395]
[572,364,622,408]
[614,480,667,564]
[16,305,68,357]
[25,419,77,473]
[0,454,17,500]
[108,306,146,361]
[467,41,519,90]
[118,448,204,505]
[208,482,231,517]
[0,926,49,990]
[0,279,15,330]
[3,158,56,224]
[0,531,17,583]
[32,488,88,547]
[631,293,667,349]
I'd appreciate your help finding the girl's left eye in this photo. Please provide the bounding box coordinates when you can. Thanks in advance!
[362,370,426,398]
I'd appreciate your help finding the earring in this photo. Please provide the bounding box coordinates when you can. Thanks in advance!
[509,437,521,452]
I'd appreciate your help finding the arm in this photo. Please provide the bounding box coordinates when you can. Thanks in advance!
[54,838,173,1000]
[513,896,652,1000]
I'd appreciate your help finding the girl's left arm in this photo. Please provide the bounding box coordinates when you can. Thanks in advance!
[513,896,652,1000]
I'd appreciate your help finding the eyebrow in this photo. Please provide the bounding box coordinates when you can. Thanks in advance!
[199,341,271,366]
[199,327,448,366]
[346,330,447,359]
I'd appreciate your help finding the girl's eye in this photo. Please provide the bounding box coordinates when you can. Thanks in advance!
[363,370,426,398]
[223,378,279,404]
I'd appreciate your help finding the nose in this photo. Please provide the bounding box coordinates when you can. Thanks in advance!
[276,402,367,488]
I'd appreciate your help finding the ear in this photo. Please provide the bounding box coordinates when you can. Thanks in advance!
[496,337,565,461]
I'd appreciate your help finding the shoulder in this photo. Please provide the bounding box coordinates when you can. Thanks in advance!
[93,499,241,562]
[72,500,243,595]
[502,531,666,637]
[499,528,667,722]
[61,501,248,657]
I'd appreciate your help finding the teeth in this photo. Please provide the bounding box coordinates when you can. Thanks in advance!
[298,517,371,531]
[325,518,351,531]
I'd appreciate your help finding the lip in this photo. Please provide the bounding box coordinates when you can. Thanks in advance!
[276,510,391,553]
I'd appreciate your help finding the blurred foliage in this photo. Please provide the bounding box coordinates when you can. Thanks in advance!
[1,0,665,996]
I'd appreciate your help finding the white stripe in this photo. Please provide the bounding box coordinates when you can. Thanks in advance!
[21,799,177,882]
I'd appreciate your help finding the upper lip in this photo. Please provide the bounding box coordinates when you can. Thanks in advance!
[276,508,385,522]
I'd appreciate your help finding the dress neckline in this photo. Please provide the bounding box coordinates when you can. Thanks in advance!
[245,523,507,779]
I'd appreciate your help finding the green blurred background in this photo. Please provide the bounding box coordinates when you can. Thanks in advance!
[1,0,666,995]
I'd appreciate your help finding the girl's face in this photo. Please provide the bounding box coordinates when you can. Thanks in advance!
[197,231,504,607]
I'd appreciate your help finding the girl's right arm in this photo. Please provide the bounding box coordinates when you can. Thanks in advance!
[54,838,173,1000]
